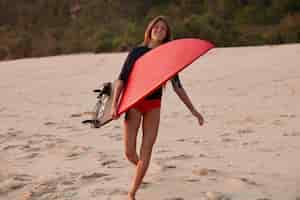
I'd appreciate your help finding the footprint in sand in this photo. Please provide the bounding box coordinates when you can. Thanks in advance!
[3,113,19,118]
[97,151,109,160]
[2,144,20,151]
[199,153,208,158]
[44,121,57,126]
[22,175,80,200]
[21,191,33,200]
[44,121,76,130]
[13,174,33,182]
[103,176,117,182]
[58,172,81,187]
[237,177,260,186]
[7,130,23,137]
[250,140,260,145]
[176,137,207,144]
[30,133,55,140]
[155,148,171,153]
[283,131,300,136]
[27,180,58,199]
[257,147,274,153]
[101,160,118,166]
[153,154,193,171]
[70,127,83,132]
[0,130,24,144]
[221,138,236,143]
[20,135,66,153]
[185,178,200,183]
[113,125,121,129]
[56,125,75,130]
[272,119,285,126]
[220,132,232,137]
[279,114,296,118]
[70,113,82,118]
[237,128,254,135]
[22,152,40,159]
[61,180,77,186]
[97,152,122,166]
[0,175,32,195]
[81,172,109,180]
[205,191,231,200]
[140,181,152,189]
[100,160,124,168]
[22,145,41,152]
[108,188,128,196]
[240,141,255,147]
[152,160,177,172]
[0,107,6,112]
[90,188,105,196]
[240,140,260,147]
[192,168,218,176]
[2,143,37,153]
[105,132,122,141]
[61,190,79,200]
[168,154,194,160]
[65,145,92,160]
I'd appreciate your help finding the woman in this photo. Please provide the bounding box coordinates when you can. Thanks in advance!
[111,16,204,200]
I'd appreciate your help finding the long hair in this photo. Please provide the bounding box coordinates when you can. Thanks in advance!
[142,16,172,46]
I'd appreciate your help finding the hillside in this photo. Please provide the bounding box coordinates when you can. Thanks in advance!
[0,0,300,60]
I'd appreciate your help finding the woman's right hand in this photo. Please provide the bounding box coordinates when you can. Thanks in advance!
[111,105,119,120]
[110,80,124,120]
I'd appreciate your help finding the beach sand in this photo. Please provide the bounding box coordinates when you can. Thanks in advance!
[0,44,300,200]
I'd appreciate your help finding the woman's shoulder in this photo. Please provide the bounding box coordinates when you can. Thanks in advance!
[127,45,151,57]
[131,45,150,52]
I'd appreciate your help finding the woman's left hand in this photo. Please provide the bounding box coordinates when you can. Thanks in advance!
[192,111,204,126]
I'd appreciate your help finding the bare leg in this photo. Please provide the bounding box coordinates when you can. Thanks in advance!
[124,109,142,165]
[128,107,160,198]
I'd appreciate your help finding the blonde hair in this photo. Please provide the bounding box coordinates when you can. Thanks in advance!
[142,16,172,46]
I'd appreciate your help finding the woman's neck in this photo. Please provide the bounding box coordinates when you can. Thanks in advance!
[148,40,162,49]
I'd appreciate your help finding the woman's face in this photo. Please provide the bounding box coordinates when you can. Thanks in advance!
[150,20,168,43]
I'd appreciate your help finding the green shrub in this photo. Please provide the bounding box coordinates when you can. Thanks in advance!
[10,32,32,58]
[2,0,300,60]
[0,46,9,60]
[94,31,115,53]
[264,30,284,44]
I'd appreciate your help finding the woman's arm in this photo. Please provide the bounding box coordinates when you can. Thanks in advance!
[111,79,124,119]
[173,86,196,114]
[172,80,204,126]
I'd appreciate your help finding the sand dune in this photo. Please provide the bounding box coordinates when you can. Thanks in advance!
[1,44,300,200]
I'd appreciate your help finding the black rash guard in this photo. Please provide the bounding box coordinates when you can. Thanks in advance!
[118,46,183,100]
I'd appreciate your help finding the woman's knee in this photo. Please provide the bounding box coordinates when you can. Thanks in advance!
[125,150,138,162]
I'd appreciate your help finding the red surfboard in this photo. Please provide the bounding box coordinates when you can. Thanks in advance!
[117,38,214,115]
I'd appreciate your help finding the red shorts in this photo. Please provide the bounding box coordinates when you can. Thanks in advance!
[133,99,161,113]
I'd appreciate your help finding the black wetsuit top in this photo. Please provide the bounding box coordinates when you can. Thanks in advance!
[118,46,183,100]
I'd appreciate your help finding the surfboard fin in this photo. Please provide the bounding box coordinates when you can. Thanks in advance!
[82,82,114,128]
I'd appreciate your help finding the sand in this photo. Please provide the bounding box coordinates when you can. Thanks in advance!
[0,43,300,200]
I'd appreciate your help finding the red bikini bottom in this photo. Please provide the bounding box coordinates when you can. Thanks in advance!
[133,99,161,113]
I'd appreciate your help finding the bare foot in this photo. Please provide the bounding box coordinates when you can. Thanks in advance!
[128,192,136,200]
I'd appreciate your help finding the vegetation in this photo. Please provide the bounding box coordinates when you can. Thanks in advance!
[0,0,299,60]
